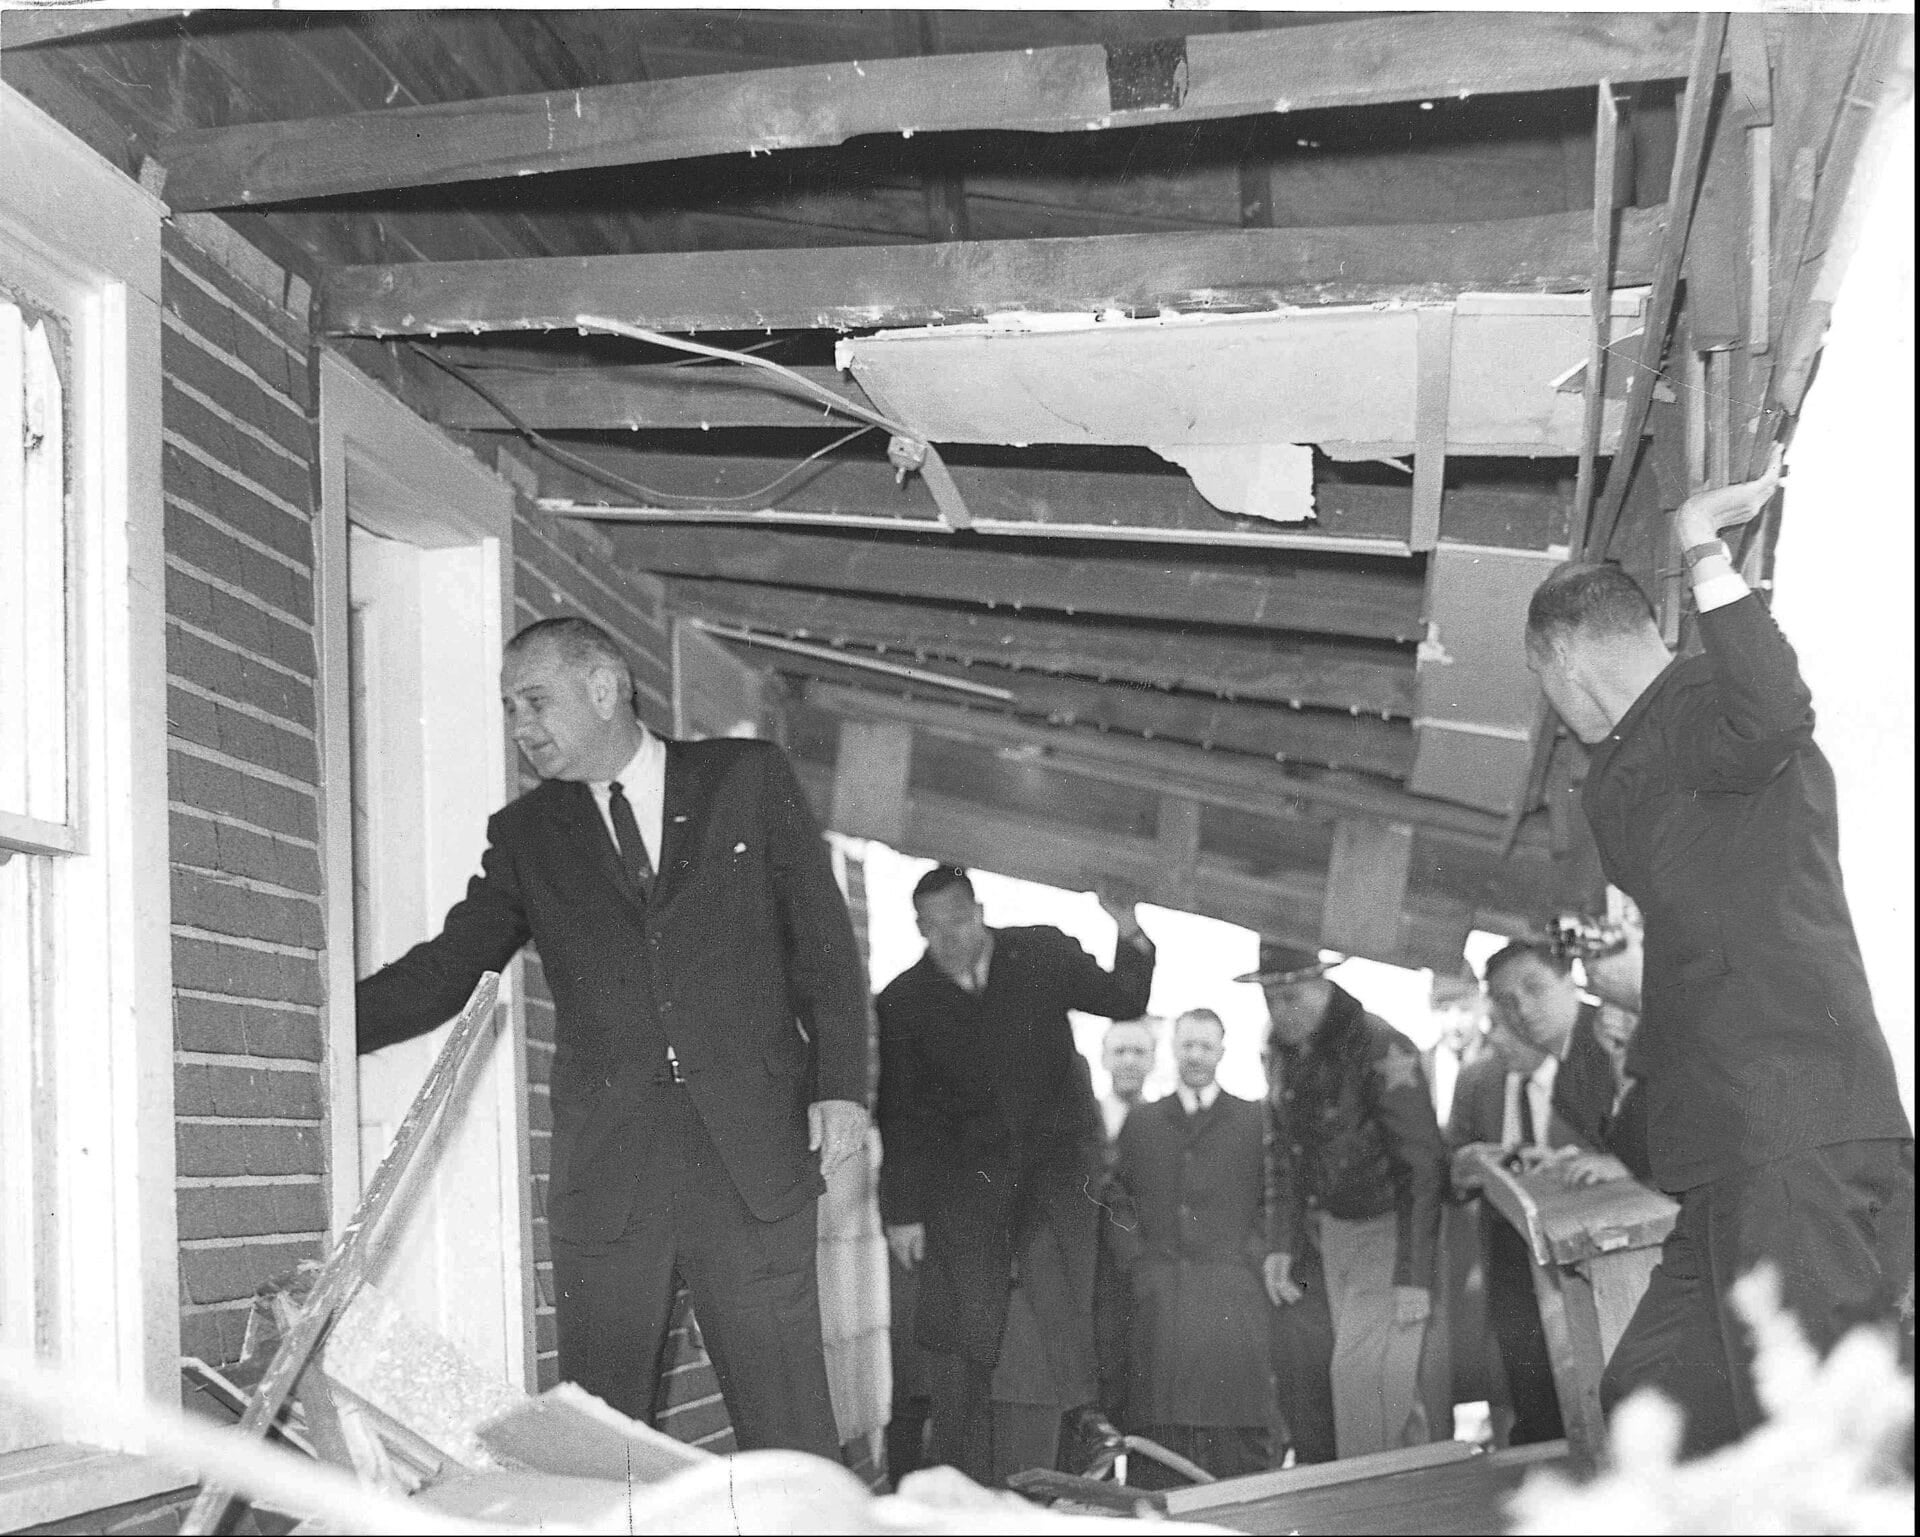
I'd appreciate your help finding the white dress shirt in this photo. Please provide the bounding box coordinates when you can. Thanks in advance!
[588,729,666,872]
[1176,1081,1221,1117]
[1501,1056,1561,1151]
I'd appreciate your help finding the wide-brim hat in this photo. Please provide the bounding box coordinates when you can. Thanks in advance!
[1234,939,1343,986]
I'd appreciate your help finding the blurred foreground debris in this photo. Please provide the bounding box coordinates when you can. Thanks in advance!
[1509,1267,1915,1535]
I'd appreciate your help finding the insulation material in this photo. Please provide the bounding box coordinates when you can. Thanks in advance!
[842,293,1646,457]
[1150,442,1315,521]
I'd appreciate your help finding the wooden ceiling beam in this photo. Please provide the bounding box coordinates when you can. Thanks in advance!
[609,524,1425,641]
[157,13,1697,210]
[799,680,1556,851]
[728,641,1416,778]
[662,576,1416,716]
[319,205,1667,337]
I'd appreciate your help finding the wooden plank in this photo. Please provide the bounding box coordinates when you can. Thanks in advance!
[0,9,191,51]
[1570,80,1622,552]
[831,719,912,845]
[1158,795,1202,910]
[157,14,1698,209]
[661,577,1417,716]
[1163,1442,1476,1515]
[1408,308,1453,550]
[1321,819,1416,957]
[409,359,877,432]
[1529,1261,1610,1467]
[798,682,1568,858]
[181,974,502,1535]
[735,643,1417,778]
[319,206,1668,338]
[611,525,1426,641]
[1587,13,1730,558]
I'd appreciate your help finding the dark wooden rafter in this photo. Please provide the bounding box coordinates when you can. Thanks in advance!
[797,681,1559,854]
[154,13,1699,210]
[661,577,1416,716]
[611,524,1426,641]
[319,206,1668,337]
[726,638,1415,777]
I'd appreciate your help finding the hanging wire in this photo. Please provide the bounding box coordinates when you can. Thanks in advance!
[404,341,878,508]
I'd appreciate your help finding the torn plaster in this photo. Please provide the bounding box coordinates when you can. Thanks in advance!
[1153,442,1315,522]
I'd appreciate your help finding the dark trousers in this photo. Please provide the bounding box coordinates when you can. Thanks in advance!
[1483,1215,1564,1446]
[1602,1137,1914,1458]
[549,1082,839,1458]
[1270,1240,1338,1464]
[925,1349,996,1484]
[1092,1227,1133,1428]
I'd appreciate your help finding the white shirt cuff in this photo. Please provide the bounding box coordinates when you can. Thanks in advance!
[1692,570,1751,612]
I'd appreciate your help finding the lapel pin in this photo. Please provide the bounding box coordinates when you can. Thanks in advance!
[733,841,748,853]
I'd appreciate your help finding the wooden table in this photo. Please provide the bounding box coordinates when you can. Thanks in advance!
[1465,1149,1678,1464]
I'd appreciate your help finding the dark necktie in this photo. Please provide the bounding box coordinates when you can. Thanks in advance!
[607,780,653,899]
[1521,1079,1540,1148]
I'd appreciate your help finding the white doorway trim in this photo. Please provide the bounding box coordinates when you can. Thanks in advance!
[315,350,533,1388]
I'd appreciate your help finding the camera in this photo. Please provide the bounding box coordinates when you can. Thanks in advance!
[1546,912,1629,963]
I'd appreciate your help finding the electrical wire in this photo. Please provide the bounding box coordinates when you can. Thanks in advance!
[404,341,877,508]
[572,313,920,441]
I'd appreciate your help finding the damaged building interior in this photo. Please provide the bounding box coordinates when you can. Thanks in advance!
[0,6,1912,1534]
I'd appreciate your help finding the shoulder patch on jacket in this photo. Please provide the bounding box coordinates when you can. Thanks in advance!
[1374,1042,1423,1093]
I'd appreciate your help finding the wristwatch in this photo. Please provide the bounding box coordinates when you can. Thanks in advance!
[1682,537,1732,570]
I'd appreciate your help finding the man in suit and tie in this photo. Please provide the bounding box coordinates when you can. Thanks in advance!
[877,865,1154,1484]
[1446,940,1599,1445]
[355,617,871,1457]
[1109,1009,1276,1484]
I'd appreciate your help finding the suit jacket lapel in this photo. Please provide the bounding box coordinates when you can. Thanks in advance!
[654,742,707,908]
[547,780,642,911]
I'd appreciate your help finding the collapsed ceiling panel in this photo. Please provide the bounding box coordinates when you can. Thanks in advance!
[839,291,1646,458]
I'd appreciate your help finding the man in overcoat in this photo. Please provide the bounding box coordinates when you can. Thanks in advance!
[1109,1009,1276,1483]
[1524,459,1912,1454]
[877,865,1154,1483]
[355,617,871,1456]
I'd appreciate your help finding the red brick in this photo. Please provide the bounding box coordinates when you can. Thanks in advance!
[175,995,323,1061]
[176,1122,324,1180]
[163,440,311,567]
[163,228,308,353]
[654,1393,731,1446]
[164,502,312,619]
[175,1062,323,1121]
[179,1237,321,1306]
[167,749,318,841]
[163,320,311,457]
[165,689,317,786]
[177,1180,327,1242]
[171,934,323,1007]
[165,381,313,514]
[167,624,316,729]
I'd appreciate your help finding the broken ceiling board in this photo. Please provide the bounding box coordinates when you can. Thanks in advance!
[1320,818,1417,958]
[319,206,1667,337]
[800,681,1538,847]
[477,1381,711,1483]
[612,525,1427,641]
[842,293,1647,457]
[735,642,1417,778]
[1407,541,1565,815]
[660,577,1418,715]
[155,13,1698,209]
[409,359,876,432]
[831,718,913,845]
[792,757,1473,973]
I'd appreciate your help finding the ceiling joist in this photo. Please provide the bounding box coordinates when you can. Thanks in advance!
[612,523,1426,641]
[320,205,1667,337]
[662,577,1416,716]
[155,12,1698,210]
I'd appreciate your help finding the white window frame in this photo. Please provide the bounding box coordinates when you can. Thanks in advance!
[0,85,181,1526]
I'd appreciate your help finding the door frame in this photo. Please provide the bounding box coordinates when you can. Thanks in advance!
[314,350,534,1387]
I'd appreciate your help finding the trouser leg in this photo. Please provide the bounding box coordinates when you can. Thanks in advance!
[669,1089,840,1458]
[988,1401,1062,1485]
[1270,1240,1337,1464]
[550,1220,680,1425]
[886,1398,931,1488]
[925,1349,994,1484]
[1320,1211,1429,1458]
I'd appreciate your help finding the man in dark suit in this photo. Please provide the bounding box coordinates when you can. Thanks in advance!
[355,617,871,1457]
[877,865,1154,1485]
[1445,941,1600,1447]
[1109,1009,1275,1484]
[1524,459,1913,1455]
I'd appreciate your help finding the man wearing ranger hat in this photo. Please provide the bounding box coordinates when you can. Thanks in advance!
[1250,940,1446,1460]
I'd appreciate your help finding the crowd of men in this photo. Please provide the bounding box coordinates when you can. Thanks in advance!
[351,457,1911,1489]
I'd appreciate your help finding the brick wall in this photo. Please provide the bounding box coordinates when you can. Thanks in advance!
[159,218,329,1369]
[506,502,738,1451]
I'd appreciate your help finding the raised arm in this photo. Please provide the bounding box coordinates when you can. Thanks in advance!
[355,819,531,1053]
[1055,895,1156,1020]
[1671,452,1817,791]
